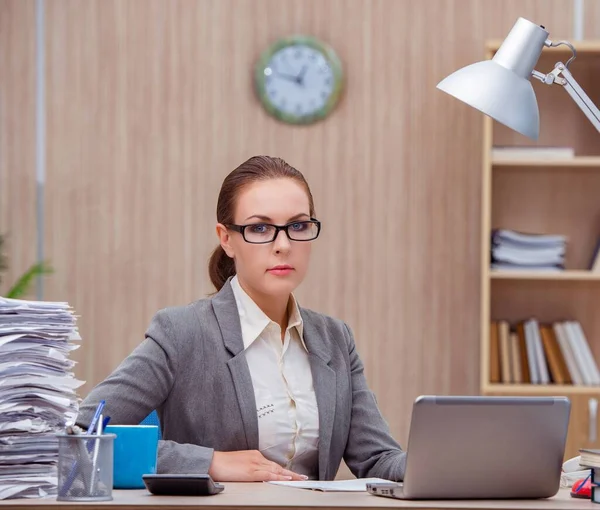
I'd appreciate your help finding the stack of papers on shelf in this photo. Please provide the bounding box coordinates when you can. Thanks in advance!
[0,297,83,500]
[491,229,567,271]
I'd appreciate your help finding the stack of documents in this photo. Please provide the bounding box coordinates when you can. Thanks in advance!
[491,229,567,271]
[0,297,83,500]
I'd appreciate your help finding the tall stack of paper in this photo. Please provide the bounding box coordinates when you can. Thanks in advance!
[0,297,83,500]
[491,229,567,271]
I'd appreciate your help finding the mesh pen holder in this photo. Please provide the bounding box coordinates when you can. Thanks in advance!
[56,433,116,502]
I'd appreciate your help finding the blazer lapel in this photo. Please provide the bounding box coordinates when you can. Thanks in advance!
[211,279,259,451]
[301,311,336,481]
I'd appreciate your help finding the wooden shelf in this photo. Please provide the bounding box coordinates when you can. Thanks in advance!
[486,40,600,54]
[490,270,600,281]
[484,383,600,395]
[492,157,600,168]
[481,40,600,462]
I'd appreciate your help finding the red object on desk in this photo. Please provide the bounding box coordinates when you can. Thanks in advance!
[571,477,592,499]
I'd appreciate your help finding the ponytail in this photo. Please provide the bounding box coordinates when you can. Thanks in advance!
[208,245,235,291]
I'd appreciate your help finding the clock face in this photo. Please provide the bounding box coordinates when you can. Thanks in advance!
[255,36,343,125]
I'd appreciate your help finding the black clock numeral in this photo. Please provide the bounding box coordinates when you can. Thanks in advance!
[324,77,331,86]
[294,49,302,59]
[320,90,329,99]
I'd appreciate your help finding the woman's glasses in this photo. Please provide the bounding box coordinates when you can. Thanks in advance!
[226,219,321,244]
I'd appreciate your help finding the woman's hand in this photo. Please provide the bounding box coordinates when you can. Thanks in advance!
[208,450,308,482]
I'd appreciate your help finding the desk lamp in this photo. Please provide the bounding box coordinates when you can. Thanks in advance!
[436,17,600,140]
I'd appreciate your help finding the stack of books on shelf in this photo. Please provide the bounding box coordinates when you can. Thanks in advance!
[0,297,83,500]
[490,229,566,272]
[579,449,600,503]
[489,318,600,386]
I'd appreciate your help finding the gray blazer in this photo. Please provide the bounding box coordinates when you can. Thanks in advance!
[77,278,406,481]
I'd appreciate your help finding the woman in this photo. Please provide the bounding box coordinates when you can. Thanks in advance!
[77,155,406,482]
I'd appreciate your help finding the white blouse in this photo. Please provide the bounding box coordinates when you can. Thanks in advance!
[230,275,320,479]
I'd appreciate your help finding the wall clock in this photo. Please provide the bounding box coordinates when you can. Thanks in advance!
[254,35,344,125]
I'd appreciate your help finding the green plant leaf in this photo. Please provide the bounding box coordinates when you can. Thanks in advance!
[6,262,53,299]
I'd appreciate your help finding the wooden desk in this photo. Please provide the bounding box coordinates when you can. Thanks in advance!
[0,484,594,510]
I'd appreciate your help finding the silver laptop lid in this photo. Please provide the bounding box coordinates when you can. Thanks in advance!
[401,396,570,499]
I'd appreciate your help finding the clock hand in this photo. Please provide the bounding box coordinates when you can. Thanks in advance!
[297,65,308,86]
[274,70,301,83]
[281,55,299,77]
[272,64,304,85]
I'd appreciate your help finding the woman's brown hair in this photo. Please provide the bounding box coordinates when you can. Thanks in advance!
[208,155,316,291]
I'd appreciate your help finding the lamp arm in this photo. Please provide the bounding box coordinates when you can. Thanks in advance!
[559,66,600,133]
[531,62,600,133]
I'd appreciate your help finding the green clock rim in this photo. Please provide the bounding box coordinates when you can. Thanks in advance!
[254,35,344,125]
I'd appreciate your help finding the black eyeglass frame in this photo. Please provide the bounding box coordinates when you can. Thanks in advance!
[225,218,321,244]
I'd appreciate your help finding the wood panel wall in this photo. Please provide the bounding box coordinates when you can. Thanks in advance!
[2,0,600,471]
[0,0,37,290]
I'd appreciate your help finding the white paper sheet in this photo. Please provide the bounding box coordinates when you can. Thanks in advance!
[268,477,391,492]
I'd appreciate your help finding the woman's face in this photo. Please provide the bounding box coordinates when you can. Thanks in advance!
[217,178,314,300]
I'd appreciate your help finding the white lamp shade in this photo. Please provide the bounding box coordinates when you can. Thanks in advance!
[436,59,540,140]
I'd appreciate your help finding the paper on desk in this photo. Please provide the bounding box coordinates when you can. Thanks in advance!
[0,297,83,500]
[268,477,391,492]
[0,336,77,349]
[0,463,56,475]
[0,482,54,500]
[0,374,83,390]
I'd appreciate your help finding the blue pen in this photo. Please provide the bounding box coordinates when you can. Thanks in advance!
[82,401,106,458]
[87,401,106,435]
[59,400,106,496]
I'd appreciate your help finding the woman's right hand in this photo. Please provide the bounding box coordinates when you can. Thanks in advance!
[208,450,308,482]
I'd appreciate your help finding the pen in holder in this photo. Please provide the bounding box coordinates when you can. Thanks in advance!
[56,432,116,501]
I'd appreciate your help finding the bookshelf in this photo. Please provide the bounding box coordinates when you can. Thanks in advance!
[480,41,600,461]
[492,157,600,168]
[490,271,600,281]
[485,384,600,396]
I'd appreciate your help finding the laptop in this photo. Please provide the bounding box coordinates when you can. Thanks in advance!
[367,395,570,500]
